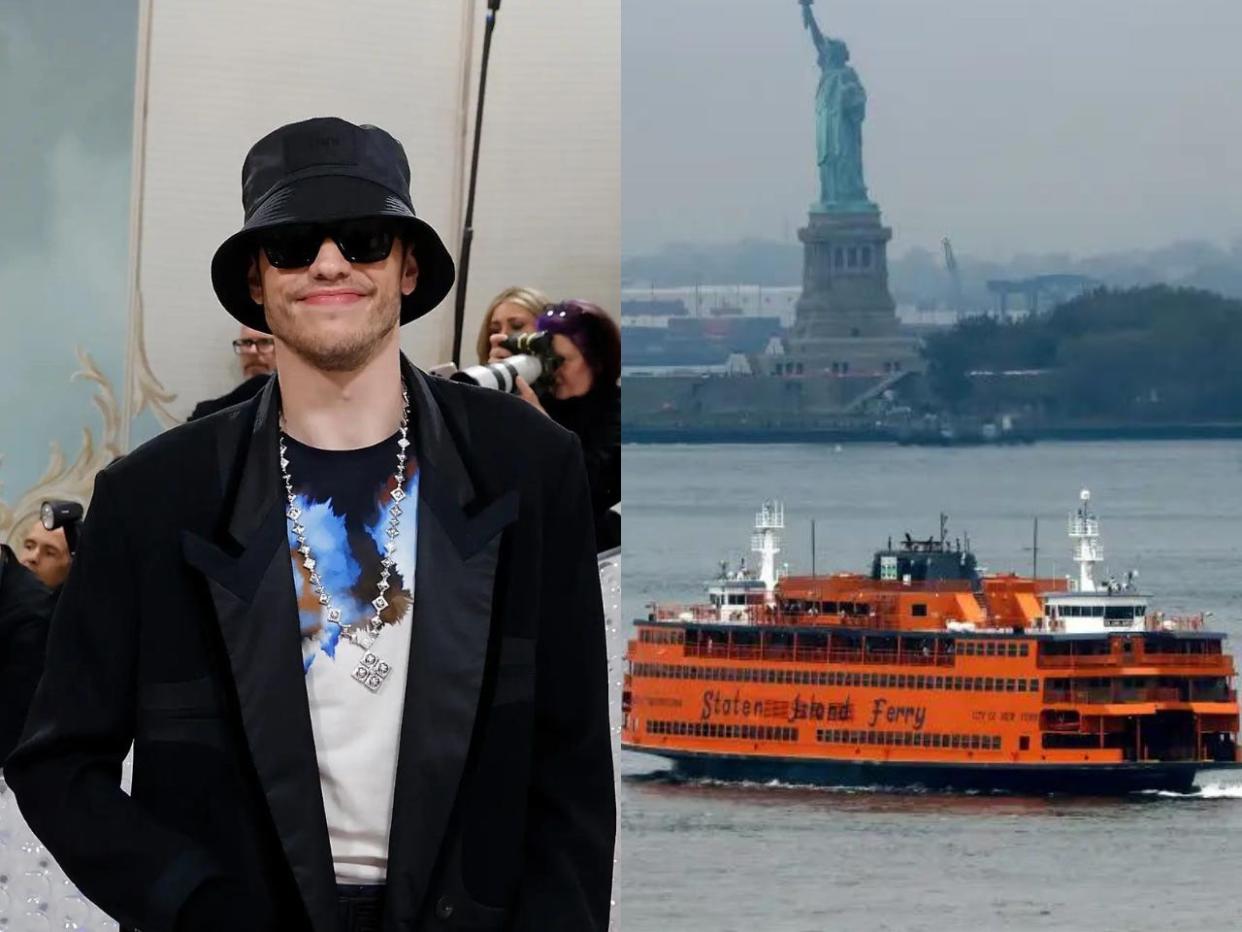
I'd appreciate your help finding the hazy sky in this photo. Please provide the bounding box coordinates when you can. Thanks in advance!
[622,0,1242,260]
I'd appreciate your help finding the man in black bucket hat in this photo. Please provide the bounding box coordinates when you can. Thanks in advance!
[8,117,615,932]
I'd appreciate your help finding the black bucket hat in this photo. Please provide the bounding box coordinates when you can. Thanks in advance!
[211,117,455,333]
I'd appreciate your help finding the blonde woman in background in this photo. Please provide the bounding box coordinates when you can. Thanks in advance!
[475,285,551,364]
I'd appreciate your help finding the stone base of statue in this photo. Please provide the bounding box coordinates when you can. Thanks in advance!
[777,207,922,377]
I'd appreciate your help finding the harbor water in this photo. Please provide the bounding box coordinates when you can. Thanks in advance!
[615,440,1242,932]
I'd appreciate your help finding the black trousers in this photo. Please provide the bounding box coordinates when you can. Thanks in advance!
[337,884,386,932]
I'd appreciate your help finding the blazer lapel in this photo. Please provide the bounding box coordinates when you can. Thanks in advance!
[382,362,518,929]
[181,376,340,932]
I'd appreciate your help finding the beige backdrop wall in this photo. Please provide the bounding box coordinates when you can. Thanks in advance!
[139,0,620,424]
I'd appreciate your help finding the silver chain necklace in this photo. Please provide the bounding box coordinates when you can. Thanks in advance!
[278,389,410,693]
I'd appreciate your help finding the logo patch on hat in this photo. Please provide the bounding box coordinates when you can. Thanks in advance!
[283,125,358,171]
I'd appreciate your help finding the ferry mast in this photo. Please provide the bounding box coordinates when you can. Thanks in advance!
[751,501,785,598]
[1068,488,1102,593]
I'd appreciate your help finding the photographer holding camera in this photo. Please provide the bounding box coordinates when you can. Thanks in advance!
[488,300,620,553]
[1,500,83,763]
[473,285,550,365]
[0,536,54,763]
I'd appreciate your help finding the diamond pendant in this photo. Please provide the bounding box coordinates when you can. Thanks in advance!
[351,651,392,693]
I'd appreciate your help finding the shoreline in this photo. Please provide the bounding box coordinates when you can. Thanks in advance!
[621,423,1242,445]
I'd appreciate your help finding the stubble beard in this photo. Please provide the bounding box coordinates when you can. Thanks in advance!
[270,291,401,373]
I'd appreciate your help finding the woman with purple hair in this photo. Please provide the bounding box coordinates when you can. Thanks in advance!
[492,300,620,552]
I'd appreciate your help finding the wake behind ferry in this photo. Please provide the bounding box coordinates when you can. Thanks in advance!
[621,492,1242,794]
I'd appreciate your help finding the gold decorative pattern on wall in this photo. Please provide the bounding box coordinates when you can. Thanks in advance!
[0,349,124,546]
[129,291,180,430]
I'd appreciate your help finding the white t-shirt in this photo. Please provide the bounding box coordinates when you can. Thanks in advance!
[282,433,418,883]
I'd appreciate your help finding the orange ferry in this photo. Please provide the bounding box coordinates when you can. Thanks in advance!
[621,492,1242,794]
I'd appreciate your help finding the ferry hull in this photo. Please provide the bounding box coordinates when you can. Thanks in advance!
[628,747,1242,795]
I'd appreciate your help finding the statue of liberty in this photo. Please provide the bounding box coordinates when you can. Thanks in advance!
[800,0,874,211]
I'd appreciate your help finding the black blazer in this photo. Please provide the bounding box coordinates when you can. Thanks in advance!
[7,358,615,932]
[0,544,53,763]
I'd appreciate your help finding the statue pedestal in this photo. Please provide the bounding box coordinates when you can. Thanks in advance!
[777,209,921,378]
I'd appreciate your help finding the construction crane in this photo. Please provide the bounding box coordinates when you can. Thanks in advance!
[942,237,966,316]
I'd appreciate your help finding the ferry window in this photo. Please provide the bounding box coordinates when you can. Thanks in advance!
[1136,605,1146,616]
[912,603,928,617]
[970,735,981,749]
[1019,736,1030,751]
[984,678,995,692]
[933,676,943,690]
[950,735,961,748]
[913,733,923,746]
[1005,679,1015,692]
[1006,643,1017,657]
[974,677,985,691]
[1029,679,1039,691]
[1016,679,1027,692]
[823,601,838,614]
[1020,644,1029,656]
[985,643,996,657]
[962,678,973,692]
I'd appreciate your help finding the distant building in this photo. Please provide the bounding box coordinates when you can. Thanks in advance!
[620,285,801,325]
[622,315,784,367]
[620,298,689,317]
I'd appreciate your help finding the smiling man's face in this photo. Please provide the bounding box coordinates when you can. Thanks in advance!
[248,228,419,373]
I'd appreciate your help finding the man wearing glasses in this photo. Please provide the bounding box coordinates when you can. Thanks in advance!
[8,117,615,932]
[187,325,277,421]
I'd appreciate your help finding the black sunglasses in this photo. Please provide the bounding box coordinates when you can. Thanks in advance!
[258,219,400,269]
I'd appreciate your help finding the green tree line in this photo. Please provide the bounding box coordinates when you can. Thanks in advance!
[922,286,1242,421]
